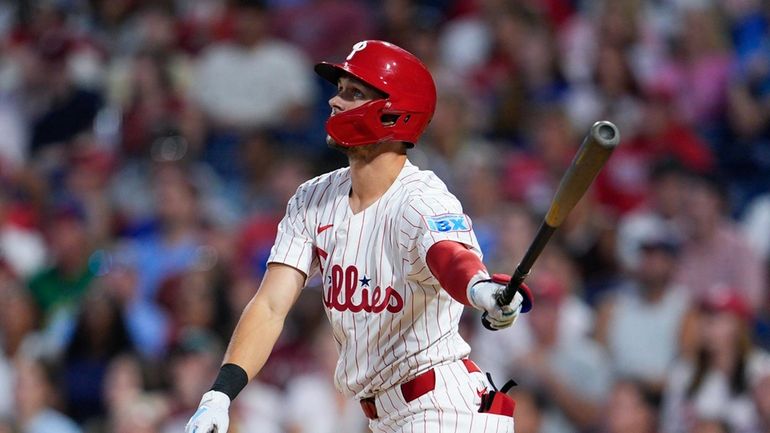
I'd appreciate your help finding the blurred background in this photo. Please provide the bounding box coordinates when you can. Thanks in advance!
[0,0,769,432]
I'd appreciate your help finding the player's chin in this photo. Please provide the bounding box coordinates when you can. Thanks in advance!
[327,135,349,153]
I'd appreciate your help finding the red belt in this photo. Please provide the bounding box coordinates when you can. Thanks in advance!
[360,359,481,420]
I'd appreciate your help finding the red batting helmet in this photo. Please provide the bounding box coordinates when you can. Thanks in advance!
[315,40,437,147]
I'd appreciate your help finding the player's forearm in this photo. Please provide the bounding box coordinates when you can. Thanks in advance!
[222,294,288,380]
[209,264,305,400]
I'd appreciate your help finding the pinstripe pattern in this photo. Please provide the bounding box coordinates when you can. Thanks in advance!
[369,360,514,433]
[268,160,511,431]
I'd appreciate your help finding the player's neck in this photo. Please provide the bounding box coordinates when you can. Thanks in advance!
[348,145,407,214]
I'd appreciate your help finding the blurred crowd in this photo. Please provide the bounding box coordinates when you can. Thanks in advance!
[0,0,770,432]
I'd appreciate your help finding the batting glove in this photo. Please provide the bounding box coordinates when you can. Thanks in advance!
[185,390,230,433]
[468,273,528,330]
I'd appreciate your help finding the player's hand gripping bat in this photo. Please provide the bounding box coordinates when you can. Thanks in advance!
[481,121,620,331]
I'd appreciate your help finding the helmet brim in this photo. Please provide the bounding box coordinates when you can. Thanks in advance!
[314,62,389,96]
[314,62,343,86]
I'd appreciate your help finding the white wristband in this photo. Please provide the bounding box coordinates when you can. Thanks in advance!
[467,270,491,311]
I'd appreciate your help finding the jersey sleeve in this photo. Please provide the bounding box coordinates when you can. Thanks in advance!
[267,185,317,278]
[400,192,482,282]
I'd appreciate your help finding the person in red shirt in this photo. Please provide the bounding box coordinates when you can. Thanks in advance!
[595,86,715,215]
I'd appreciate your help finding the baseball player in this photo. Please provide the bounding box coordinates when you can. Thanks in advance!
[185,40,533,433]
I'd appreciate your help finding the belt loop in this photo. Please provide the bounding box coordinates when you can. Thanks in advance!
[360,397,378,419]
[462,358,481,373]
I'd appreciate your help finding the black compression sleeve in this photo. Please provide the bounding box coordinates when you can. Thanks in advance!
[210,363,249,401]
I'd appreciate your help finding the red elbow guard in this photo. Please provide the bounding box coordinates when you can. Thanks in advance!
[426,241,487,306]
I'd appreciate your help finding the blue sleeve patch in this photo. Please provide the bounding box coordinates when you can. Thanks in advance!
[423,214,471,233]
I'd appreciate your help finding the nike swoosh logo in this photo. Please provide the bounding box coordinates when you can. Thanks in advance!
[317,224,334,234]
[476,387,488,398]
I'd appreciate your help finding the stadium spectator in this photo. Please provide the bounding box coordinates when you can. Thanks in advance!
[157,266,231,346]
[474,248,610,433]
[60,287,134,424]
[82,352,169,433]
[25,27,103,158]
[723,40,770,210]
[0,280,40,417]
[596,228,698,391]
[283,323,368,433]
[271,0,373,60]
[192,0,316,130]
[750,365,770,433]
[487,9,568,141]
[61,146,116,245]
[501,107,577,215]
[27,202,95,333]
[473,246,596,381]
[231,379,284,433]
[159,329,222,433]
[0,188,46,278]
[232,151,311,282]
[557,187,619,299]
[615,159,690,273]
[506,386,546,433]
[15,356,82,433]
[485,204,538,276]
[604,379,661,433]
[410,85,497,194]
[668,5,732,135]
[565,42,643,138]
[674,173,766,309]
[510,272,612,433]
[114,162,212,357]
[660,291,765,433]
[112,51,190,159]
[743,192,770,262]
[594,86,715,215]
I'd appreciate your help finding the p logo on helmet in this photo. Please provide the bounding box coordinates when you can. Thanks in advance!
[315,40,437,148]
[346,41,368,61]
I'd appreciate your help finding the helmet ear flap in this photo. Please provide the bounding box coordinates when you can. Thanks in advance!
[380,113,400,126]
[327,99,394,147]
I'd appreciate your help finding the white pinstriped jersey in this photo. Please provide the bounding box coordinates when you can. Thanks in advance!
[268,160,481,398]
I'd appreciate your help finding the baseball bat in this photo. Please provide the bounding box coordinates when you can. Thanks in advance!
[482,120,620,331]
